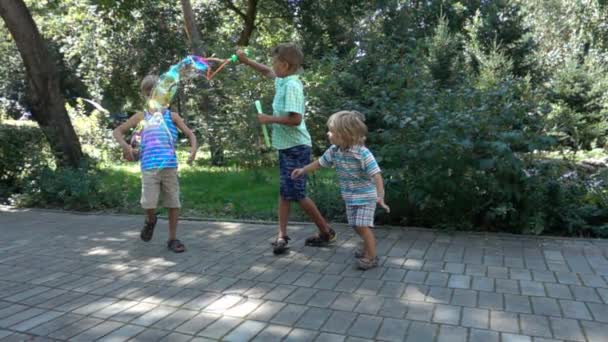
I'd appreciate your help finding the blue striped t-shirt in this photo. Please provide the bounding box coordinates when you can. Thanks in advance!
[140,110,178,171]
[319,145,381,206]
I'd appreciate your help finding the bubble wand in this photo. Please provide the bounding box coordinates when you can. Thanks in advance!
[255,100,271,148]
[136,53,242,166]
[206,54,240,80]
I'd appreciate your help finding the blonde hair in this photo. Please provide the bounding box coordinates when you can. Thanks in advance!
[327,110,368,148]
[140,75,159,98]
[272,43,304,73]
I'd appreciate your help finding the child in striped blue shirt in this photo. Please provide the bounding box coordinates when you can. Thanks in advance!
[292,111,389,270]
[113,75,198,253]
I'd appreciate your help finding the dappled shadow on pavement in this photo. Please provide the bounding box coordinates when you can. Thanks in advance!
[0,206,607,341]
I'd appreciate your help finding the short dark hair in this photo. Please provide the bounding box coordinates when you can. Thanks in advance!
[272,43,304,72]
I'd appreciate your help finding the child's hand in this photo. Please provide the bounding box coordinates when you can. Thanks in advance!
[187,152,196,166]
[236,49,248,63]
[122,145,135,161]
[258,114,272,124]
[291,168,306,179]
[377,197,390,213]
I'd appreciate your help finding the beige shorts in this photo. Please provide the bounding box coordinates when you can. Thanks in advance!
[141,168,181,209]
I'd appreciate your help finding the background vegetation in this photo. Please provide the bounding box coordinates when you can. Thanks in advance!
[1,0,607,236]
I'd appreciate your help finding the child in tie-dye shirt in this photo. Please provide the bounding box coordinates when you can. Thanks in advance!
[113,75,198,253]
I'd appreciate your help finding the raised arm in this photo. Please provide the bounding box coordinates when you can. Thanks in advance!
[236,49,276,79]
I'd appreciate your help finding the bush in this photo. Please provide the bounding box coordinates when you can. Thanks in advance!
[522,163,608,237]
[0,122,52,202]
[307,171,344,221]
[13,161,122,210]
[546,57,608,150]
[67,100,121,163]
[1,120,121,210]
[301,12,607,237]
[377,79,551,231]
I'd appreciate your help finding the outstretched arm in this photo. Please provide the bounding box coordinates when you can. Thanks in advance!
[291,160,321,179]
[237,49,276,79]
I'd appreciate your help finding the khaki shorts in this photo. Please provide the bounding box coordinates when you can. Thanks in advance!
[141,168,181,209]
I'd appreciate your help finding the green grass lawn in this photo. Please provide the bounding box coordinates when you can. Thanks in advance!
[101,156,342,221]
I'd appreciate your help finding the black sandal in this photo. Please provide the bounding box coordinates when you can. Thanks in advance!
[140,214,157,242]
[167,239,185,253]
[304,228,337,247]
[271,236,291,255]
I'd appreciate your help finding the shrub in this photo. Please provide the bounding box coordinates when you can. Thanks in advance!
[13,161,121,210]
[302,14,607,236]
[307,171,343,221]
[67,100,121,163]
[0,122,52,202]
[1,120,121,210]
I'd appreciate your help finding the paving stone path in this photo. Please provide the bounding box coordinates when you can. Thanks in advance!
[0,207,607,341]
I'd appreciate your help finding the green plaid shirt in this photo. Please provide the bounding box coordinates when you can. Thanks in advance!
[271,75,311,150]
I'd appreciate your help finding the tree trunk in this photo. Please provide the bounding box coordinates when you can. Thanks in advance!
[0,0,83,168]
[180,0,205,56]
[222,0,259,46]
[180,0,224,165]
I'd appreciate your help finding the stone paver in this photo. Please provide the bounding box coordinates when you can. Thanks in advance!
[1,207,608,341]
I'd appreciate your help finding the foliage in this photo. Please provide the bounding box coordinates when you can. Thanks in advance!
[300,0,606,236]
[1,0,607,236]
[0,122,52,201]
[307,171,343,221]
[376,80,553,232]
[0,120,119,210]
[0,26,26,118]
[67,99,120,163]
[13,160,122,210]
[521,163,608,237]
[545,57,608,150]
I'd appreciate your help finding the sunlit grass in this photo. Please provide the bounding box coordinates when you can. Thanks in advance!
[101,153,340,221]
[539,148,607,162]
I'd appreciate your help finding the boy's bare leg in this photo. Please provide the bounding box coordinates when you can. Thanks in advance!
[278,196,290,238]
[168,208,178,240]
[140,208,158,242]
[355,226,376,258]
[145,209,156,223]
[298,197,331,234]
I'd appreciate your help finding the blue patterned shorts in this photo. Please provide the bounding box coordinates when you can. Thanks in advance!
[279,145,311,201]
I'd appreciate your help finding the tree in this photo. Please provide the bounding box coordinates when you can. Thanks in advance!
[181,0,225,165]
[0,0,83,167]
[221,0,259,46]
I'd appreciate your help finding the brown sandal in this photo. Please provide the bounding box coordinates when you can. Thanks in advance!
[304,228,337,247]
[167,239,185,253]
[140,214,157,242]
[271,236,291,255]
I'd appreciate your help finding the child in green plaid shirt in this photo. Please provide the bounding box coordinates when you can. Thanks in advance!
[237,44,336,255]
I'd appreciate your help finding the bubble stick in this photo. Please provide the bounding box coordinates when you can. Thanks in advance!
[255,100,271,148]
